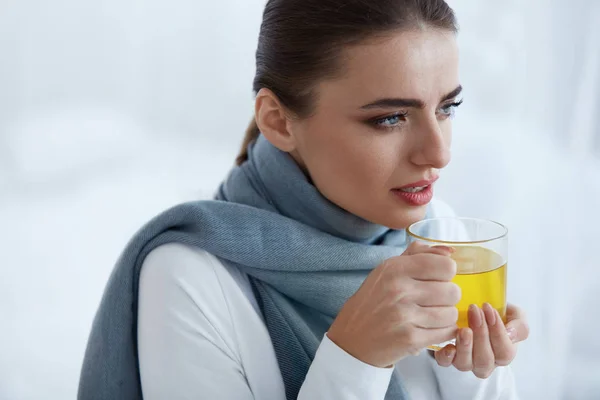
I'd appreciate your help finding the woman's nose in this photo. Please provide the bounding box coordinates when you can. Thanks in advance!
[409,120,451,169]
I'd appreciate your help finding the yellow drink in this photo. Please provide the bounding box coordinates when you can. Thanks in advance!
[407,217,508,350]
[451,246,507,328]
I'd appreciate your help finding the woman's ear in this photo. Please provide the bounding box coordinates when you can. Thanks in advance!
[255,88,297,152]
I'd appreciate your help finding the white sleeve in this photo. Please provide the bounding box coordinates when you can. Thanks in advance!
[299,333,395,400]
[137,246,255,400]
[429,356,519,400]
[137,245,394,400]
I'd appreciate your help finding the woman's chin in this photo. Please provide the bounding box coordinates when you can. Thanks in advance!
[381,206,429,230]
[344,200,429,230]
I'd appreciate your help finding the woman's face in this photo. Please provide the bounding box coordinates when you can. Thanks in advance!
[289,28,461,229]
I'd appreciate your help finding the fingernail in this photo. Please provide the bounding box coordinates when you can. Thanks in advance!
[432,245,456,254]
[507,327,517,342]
[445,347,456,359]
[469,304,483,328]
[460,329,471,346]
[484,303,497,326]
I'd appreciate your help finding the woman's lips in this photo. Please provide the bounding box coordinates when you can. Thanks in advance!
[397,176,439,189]
[391,176,438,206]
[391,184,434,206]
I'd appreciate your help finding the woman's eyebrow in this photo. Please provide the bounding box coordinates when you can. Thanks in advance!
[359,85,463,110]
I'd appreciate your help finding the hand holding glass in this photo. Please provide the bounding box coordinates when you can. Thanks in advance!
[407,217,508,351]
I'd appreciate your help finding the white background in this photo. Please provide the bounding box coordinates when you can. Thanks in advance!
[1,0,599,399]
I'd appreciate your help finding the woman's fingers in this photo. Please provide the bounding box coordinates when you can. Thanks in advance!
[414,306,459,328]
[505,303,530,344]
[452,327,473,371]
[482,303,515,366]
[412,281,462,307]
[403,242,454,256]
[469,305,495,379]
[434,344,456,367]
[439,304,527,377]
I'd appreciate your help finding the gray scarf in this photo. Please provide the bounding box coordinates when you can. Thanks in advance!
[78,135,418,399]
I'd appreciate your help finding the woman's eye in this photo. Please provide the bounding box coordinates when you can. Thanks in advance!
[372,113,407,129]
[438,99,464,118]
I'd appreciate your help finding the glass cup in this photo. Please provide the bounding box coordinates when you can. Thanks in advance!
[406,217,508,351]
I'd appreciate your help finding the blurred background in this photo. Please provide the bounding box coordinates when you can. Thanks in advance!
[1,0,599,399]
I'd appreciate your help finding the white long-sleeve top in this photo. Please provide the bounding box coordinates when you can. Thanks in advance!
[137,200,519,400]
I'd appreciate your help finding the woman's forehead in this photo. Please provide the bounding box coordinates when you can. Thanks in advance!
[318,29,460,108]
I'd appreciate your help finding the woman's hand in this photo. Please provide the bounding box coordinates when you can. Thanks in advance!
[433,303,529,378]
[327,242,461,368]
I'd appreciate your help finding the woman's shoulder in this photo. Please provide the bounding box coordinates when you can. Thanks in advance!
[139,243,243,328]
[139,242,260,319]
[138,244,245,358]
[141,243,226,291]
[142,242,223,270]
[137,244,274,398]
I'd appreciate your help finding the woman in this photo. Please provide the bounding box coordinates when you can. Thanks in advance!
[79,0,529,399]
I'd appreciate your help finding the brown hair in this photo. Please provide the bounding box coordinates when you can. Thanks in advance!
[236,0,458,165]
